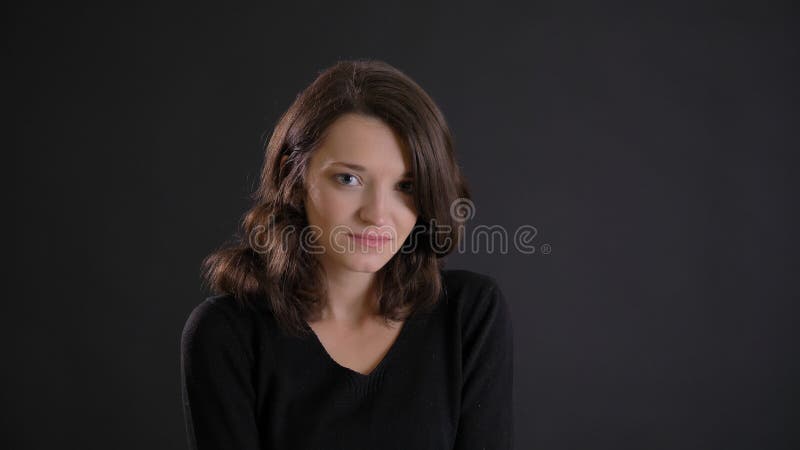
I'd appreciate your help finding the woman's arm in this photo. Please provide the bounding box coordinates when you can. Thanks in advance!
[180,300,261,450]
[454,280,515,449]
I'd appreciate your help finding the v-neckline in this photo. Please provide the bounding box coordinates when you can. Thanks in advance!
[305,315,412,380]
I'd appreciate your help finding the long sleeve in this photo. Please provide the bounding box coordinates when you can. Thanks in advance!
[180,299,261,450]
[453,280,515,450]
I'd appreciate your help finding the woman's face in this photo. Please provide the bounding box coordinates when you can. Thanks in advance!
[302,113,418,275]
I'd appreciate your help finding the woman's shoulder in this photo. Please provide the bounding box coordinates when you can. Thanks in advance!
[439,268,508,315]
[439,268,513,346]
[181,293,269,359]
[440,268,502,295]
[184,293,256,329]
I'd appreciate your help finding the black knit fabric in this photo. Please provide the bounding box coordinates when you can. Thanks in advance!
[180,269,514,449]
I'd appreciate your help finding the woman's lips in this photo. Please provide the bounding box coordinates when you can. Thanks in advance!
[349,233,392,248]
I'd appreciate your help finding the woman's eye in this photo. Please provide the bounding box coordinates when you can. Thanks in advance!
[334,173,360,186]
[398,181,414,194]
[333,173,412,193]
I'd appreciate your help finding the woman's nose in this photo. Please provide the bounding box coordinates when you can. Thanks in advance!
[358,186,389,227]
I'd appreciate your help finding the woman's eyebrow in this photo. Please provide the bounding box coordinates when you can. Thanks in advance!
[330,161,413,178]
[330,161,366,172]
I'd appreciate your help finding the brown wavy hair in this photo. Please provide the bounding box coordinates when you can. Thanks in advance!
[201,59,471,337]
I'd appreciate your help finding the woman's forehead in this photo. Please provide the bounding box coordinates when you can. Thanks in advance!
[312,116,412,176]
[321,114,404,151]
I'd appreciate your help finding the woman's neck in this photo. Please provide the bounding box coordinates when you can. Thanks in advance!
[317,267,380,328]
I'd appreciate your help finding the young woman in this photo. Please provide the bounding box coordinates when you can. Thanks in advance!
[180,60,514,449]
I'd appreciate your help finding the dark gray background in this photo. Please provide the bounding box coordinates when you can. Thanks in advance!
[7,1,797,449]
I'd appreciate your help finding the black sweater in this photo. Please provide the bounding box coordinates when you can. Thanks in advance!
[180,269,514,450]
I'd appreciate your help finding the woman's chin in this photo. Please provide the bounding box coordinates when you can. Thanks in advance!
[342,254,393,273]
